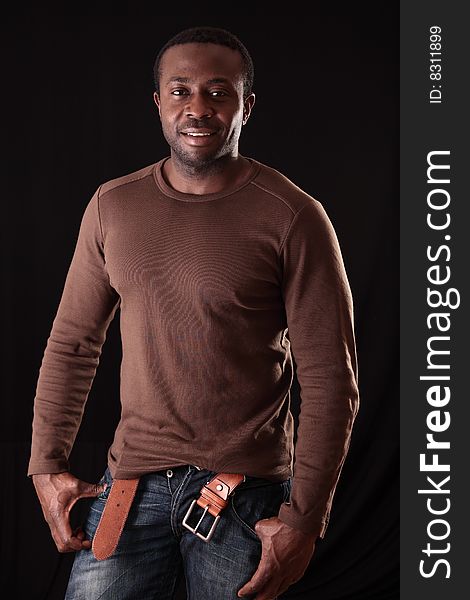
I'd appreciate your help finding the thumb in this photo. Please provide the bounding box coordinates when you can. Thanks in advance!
[77,480,109,499]
[237,559,265,597]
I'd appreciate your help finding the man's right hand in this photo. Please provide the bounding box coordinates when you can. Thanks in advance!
[32,472,107,553]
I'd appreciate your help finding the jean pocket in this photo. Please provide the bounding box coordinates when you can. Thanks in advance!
[95,467,113,502]
[282,476,292,504]
[85,469,113,536]
[230,479,291,541]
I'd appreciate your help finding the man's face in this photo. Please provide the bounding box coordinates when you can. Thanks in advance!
[153,42,255,170]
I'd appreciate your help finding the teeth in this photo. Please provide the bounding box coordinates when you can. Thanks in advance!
[184,132,213,136]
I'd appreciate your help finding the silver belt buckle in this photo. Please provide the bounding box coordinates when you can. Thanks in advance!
[182,498,221,542]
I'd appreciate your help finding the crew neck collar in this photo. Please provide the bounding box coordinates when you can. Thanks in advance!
[152,155,261,202]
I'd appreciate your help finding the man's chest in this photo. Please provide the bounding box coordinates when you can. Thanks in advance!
[104,203,284,313]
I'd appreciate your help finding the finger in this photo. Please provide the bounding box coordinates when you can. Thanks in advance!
[238,569,271,597]
[239,585,278,599]
[66,534,90,552]
[77,480,108,499]
[61,528,91,553]
[75,528,92,548]
[238,571,258,596]
[53,531,85,553]
[73,526,86,541]
[72,525,94,550]
[61,530,84,552]
[51,510,83,552]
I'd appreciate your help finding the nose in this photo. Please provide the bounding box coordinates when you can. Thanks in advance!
[185,92,214,119]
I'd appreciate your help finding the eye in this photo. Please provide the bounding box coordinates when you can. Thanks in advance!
[210,90,227,97]
[170,89,189,96]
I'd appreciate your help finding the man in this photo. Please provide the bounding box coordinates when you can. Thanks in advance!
[28,26,360,600]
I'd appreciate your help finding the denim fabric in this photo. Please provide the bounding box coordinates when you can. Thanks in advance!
[64,465,292,599]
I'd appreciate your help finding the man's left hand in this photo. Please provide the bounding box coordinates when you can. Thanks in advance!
[237,516,318,599]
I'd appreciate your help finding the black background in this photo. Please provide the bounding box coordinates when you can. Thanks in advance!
[1,9,398,599]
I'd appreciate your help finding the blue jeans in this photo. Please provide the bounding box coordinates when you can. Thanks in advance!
[65,464,292,599]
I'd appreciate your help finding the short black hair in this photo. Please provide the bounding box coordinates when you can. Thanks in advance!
[153,26,254,99]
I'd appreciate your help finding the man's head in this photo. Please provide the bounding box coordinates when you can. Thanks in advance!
[153,26,254,101]
[152,26,256,173]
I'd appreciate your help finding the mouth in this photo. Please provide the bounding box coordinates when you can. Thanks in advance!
[180,129,217,137]
[179,128,219,147]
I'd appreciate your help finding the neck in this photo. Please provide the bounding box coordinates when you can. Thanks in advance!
[162,152,250,195]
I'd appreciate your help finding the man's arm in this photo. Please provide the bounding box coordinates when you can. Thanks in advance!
[28,185,120,477]
[277,198,360,538]
[28,186,120,552]
[238,198,360,598]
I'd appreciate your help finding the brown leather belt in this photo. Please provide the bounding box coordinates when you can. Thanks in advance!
[92,471,245,561]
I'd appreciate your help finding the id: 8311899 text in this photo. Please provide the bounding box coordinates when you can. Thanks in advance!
[429,26,442,104]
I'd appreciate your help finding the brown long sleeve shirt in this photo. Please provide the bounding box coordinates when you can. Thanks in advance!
[27,156,360,537]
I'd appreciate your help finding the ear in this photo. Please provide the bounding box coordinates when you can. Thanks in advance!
[242,93,256,125]
[153,91,162,118]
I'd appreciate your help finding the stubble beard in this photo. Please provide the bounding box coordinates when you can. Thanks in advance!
[164,127,238,178]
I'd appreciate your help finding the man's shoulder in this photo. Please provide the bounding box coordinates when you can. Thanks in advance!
[98,161,159,198]
[250,158,319,215]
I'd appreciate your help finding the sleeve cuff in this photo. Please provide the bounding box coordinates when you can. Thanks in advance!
[27,459,69,477]
[277,502,329,539]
